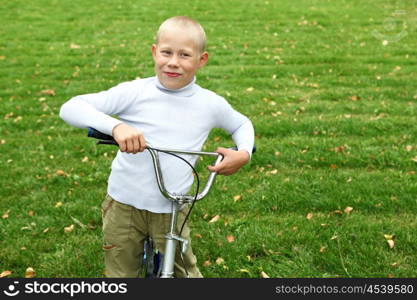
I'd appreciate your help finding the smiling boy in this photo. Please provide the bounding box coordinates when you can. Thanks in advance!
[60,16,255,278]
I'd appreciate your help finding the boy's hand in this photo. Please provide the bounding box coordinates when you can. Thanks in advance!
[207,147,250,176]
[112,123,146,153]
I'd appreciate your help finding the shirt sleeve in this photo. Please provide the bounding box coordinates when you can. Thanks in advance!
[214,96,255,157]
[59,80,139,136]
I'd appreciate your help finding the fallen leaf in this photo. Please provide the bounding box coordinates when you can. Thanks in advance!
[246,87,254,92]
[28,210,34,216]
[56,170,66,176]
[306,212,313,220]
[405,145,413,152]
[82,156,89,162]
[25,267,36,278]
[330,164,337,169]
[387,239,395,249]
[411,156,417,163]
[2,210,10,219]
[194,233,202,239]
[384,234,395,240]
[64,224,74,233]
[203,260,211,267]
[0,270,12,278]
[320,246,327,253]
[226,235,235,243]
[215,257,224,265]
[233,195,242,202]
[239,269,250,274]
[70,43,81,49]
[344,206,353,215]
[55,202,63,208]
[260,271,270,278]
[209,215,220,223]
[41,89,56,96]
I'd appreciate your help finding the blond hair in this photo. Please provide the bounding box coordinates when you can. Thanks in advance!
[156,16,206,53]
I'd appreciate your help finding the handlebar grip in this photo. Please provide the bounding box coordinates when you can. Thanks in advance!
[87,127,115,141]
[87,127,118,145]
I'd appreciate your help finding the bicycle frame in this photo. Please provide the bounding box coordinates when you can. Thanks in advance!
[87,128,223,278]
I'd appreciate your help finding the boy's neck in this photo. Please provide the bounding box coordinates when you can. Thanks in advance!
[154,76,197,97]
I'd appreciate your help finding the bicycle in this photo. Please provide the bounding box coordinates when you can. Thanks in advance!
[87,127,233,278]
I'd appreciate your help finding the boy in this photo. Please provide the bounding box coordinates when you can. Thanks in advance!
[60,16,255,278]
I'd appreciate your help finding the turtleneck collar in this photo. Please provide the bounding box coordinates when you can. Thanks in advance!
[154,76,197,97]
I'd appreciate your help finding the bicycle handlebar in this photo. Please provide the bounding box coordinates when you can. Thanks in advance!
[87,128,223,203]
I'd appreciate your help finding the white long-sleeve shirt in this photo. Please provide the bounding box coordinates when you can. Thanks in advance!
[60,76,255,213]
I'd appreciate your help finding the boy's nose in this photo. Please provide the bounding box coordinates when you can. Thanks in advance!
[167,55,179,67]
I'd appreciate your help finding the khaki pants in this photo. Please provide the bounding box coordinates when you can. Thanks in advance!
[101,195,203,278]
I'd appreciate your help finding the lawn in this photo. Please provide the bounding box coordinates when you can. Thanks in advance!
[0,0,416,278]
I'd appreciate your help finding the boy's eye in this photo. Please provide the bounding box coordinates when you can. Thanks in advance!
[181,53,191,57]
[161,50,171,55]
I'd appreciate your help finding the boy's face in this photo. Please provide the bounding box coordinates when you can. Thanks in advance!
[152,27,208,90]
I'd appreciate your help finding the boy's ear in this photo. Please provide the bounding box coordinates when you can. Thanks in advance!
[151,44,157,59]
[198,51,209,68]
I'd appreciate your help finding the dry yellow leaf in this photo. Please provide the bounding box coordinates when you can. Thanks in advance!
[233,195,242,202]
[384,234,395,240]
[387,240,395,249]
[0,270,12,278]
[260,271,270,278]
[64,224,74,233]
[41,89,56,96]
[320,246,327,253]
[70,43,81,49]
[344,206,353,215]
[306,212,313,220]
[203,260,211,267]
[56,170,66,176]
[215,257,224,265]
[226,235,235,243]
[246,87,254,92]
[28,210,34,216]
[25,267,36,278]
[239,269,250,274]
[209,215,220,223]
[2,210,10,219]
[55,202,63,208]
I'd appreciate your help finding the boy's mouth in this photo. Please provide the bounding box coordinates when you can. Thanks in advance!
[165,72,181,78]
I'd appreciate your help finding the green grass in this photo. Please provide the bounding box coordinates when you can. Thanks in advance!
[1,0,417,278]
